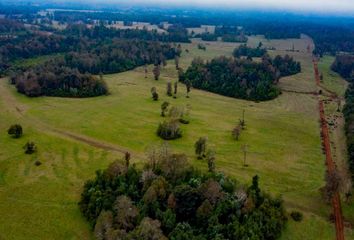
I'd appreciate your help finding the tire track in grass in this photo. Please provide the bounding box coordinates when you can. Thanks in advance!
[0,78,144,160]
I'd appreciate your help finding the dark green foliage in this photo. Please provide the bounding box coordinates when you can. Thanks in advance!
[10,37,176,97]
[233,44,267,58]
[290,211,303,222]
[332,56,354,180]
[14,63,108,97]
[200,33,217,41]
[272,55,301,77]
[7,124,23,138]
[331,55,354,81]
[23,141,36,154]
[222,34,248,43]
[157,120,182,140]
[167,82,173,96]
[195,137,207,159]
[197,44,206,51]
[79,159,287,240]
[181,55,300,101]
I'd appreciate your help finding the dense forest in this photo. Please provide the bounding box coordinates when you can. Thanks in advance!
[12,61,108,97]
[64,24,190,43]
[10,39,177,97]
[79,148,287,240]
[332,55,354,179]
[180,54,301,101]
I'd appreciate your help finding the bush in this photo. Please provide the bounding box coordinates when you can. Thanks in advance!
[157,120,182,140]
[290,211,303,222]
[24,141,36,154]
[7,124,23,138]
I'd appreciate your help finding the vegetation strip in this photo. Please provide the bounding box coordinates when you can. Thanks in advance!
[314,61,345,240]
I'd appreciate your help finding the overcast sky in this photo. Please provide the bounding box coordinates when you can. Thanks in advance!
[89,0,354,14]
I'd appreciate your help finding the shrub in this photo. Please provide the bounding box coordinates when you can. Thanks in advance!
[24,141,36,154]
[157,120,182,140]
[290,211,303,222]
[7,124,23,138]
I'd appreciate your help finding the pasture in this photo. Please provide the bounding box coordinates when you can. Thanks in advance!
[0,36,352,239]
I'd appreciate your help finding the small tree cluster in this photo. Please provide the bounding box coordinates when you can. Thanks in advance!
[157,120,182,140]
[7,124,23,138]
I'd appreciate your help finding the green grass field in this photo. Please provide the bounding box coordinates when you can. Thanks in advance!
[0,36,352,239]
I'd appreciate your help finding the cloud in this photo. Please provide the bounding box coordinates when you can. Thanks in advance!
[96,0,354,13]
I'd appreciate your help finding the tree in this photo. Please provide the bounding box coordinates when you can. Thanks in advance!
[161,101,170,117]
[129,217,167,240]
[174,82,178,98]
[113,195,138,231]
[125,152,131,168]
[144,64,148,79]
[232,125,241,140]
[167,82,173,96]
[241,144,248,166]
[94,210,114,240]
[185,80,191,98]
[157,120,182,140]
[7,124,23,138]
[206,150,216,173]
[24,141,36,154]
[194,137,207,159]
[151,87,159,101]
[175,56,180,70]
[153,65,161,80]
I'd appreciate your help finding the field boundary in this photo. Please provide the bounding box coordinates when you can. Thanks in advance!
[314,60,345,240]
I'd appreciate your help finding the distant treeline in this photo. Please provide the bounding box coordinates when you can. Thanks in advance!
[332,55,354,179]
[64,24,190,43]
[180,54,301,101]
[233,44,267,58]
[196,26,248,43]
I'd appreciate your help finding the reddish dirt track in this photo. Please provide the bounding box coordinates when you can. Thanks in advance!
[314,60,345,240]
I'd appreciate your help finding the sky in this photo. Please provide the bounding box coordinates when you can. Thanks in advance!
[85,0,354,14]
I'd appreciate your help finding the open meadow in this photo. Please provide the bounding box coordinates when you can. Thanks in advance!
[0,36,353,239]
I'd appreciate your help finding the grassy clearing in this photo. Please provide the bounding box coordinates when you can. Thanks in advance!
[0,36,344,239]
[318,55,349,96]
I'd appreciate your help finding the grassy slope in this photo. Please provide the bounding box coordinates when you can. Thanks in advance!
[0,36,344,239]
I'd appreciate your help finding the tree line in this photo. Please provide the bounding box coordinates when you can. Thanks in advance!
[10,39,178,97]
[332,55,354,180]
[180,53,301,101]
